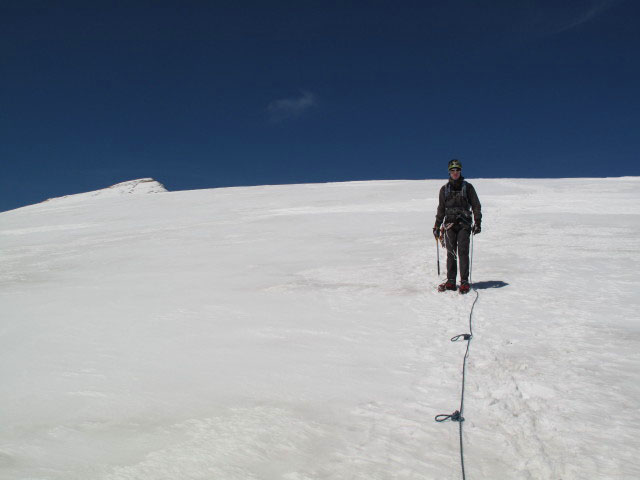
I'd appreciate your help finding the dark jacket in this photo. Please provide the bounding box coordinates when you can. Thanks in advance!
[434,176,482,229]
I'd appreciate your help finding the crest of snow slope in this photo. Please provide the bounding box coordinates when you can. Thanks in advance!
[0,178,639,480]
[43,178,168,204]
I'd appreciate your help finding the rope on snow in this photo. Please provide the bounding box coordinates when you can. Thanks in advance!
[435,229,479,480]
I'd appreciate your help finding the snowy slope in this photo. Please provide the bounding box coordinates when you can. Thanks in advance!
[1,178,639,480]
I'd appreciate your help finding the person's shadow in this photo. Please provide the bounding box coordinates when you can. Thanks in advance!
[472,280,509,290]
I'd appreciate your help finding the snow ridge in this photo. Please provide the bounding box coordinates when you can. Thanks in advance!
[43,178,168,204]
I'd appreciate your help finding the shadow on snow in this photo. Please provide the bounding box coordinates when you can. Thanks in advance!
[472,280,509,290]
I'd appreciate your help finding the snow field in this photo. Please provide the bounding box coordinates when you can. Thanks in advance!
[1,177,639,479]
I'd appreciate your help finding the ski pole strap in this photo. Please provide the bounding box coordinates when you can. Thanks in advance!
[435,410,465,423]
[451,333,472,342]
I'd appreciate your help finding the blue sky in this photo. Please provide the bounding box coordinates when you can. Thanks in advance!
[1,0,638,211]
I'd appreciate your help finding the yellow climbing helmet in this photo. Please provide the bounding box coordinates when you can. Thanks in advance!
[448,159,462,171]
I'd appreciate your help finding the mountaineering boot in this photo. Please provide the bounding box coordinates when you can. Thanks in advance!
[459,283,470,294]
[438,281,457,292]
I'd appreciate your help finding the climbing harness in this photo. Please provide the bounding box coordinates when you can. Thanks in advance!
[444,180,469,203]
[435,229,479,480]
[444,180,472,224]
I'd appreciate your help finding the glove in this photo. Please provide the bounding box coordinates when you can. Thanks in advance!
[472,224,481,235]
[433,227,440,239]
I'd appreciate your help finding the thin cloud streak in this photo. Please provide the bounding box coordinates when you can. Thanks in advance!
[267,91,317,122]
[552,0,621,33]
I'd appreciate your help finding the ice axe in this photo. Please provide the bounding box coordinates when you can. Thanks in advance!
[436,237,440,276]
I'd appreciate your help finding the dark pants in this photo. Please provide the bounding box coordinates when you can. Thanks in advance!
[445,225,471,284]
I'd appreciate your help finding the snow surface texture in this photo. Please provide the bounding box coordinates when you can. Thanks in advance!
[1,178,639,479]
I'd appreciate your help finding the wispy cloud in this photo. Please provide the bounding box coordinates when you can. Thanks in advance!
[267,91,317,122]
[551,0,621,34]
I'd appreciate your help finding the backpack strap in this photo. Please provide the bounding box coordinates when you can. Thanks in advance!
[445,181,468,202]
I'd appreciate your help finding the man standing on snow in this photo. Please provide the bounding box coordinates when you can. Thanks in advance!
[433,159,482,294]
